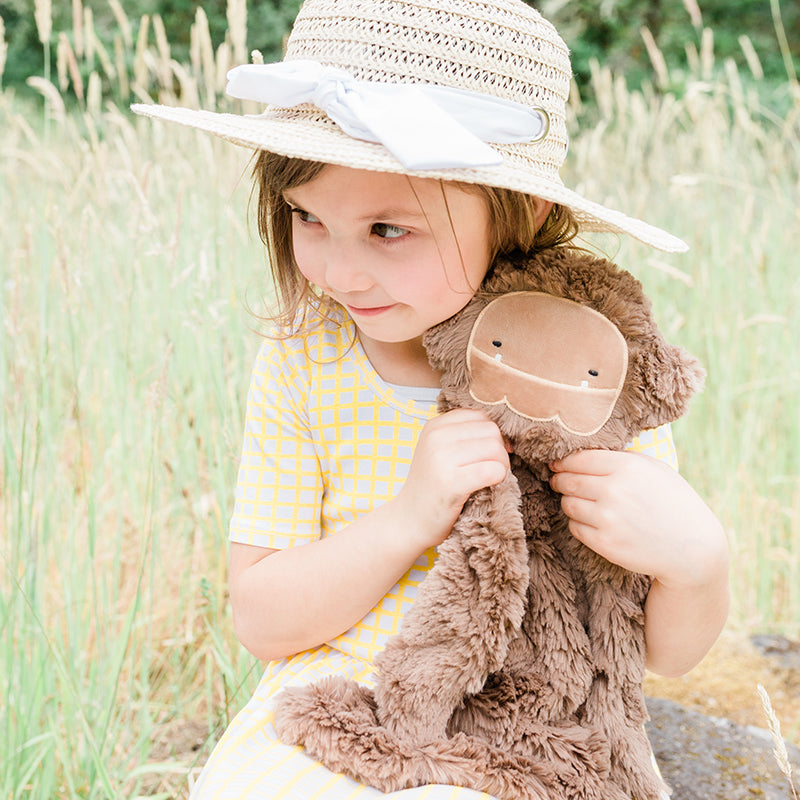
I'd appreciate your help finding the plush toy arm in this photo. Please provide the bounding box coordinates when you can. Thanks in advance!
[374,470,529,742]
[625,335,706,432]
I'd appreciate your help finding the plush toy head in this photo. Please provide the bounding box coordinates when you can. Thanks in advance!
[423,249,705,463]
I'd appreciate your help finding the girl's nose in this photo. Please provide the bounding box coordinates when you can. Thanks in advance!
[322,246,374,293]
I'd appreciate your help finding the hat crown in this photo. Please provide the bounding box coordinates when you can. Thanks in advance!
[284,0,572,174]
[130,0,689,252]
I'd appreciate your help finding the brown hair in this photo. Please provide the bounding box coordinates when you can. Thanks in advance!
[251,151,578,330]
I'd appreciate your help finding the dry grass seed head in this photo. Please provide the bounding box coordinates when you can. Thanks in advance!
[34,0,52,45]
[226,0,247,66]
[757,683,796,792]
[71,0,83,57]
[83,5,95,66]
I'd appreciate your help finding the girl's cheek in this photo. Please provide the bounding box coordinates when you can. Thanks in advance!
[292,241,321,283]
[385,266,432,299]
[296,263,317,285]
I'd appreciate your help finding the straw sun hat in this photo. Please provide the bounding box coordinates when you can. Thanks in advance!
[132,0,687,253]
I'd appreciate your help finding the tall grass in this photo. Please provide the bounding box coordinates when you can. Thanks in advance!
[1,37,267,793]
[566,48,800,637]
[1,4,799,798]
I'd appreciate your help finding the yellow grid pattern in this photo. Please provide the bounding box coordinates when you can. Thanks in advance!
[229,307,435,553]
[627,422,679,470]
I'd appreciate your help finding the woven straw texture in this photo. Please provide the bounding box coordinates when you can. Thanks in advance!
[131,0,687,252]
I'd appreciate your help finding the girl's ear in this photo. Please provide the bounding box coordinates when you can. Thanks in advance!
[534,199,555,232]
[625,339,706,431]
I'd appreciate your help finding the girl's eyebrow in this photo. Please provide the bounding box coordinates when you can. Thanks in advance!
[356,208,427,222]
[282,192,426,223]
[281,190,302,207]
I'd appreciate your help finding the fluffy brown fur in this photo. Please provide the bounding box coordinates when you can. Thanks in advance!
[274,249,705,799]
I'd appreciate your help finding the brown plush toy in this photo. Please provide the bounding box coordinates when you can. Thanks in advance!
[274,248,705,800]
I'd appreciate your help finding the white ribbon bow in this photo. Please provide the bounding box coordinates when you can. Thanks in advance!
[226,60,549,170]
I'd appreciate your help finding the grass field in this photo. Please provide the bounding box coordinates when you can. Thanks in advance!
[1,5,799,798]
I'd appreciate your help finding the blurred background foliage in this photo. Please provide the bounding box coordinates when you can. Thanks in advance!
[0,0,302,91]
[540,0,798,89]
[1,0,797,102]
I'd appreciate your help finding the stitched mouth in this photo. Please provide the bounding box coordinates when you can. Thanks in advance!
[469,349,619,397]
[467,349,624,436]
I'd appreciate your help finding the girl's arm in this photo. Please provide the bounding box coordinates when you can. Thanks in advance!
[230,408,510,662]
[549,449,730,677]
[230,498,437,662]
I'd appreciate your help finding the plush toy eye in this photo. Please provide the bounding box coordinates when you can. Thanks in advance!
[588,369,599,377]
[492,340,502,348]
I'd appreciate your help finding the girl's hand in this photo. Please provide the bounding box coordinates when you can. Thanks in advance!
[548,449,726,588]
[230,411,508,663]
[396,408,510,550]
[549,449,730,676]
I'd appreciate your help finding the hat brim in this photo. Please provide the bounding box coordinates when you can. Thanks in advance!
[131,102,688,253]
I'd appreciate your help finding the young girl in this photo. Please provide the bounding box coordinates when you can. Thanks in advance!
[134,1,729,797]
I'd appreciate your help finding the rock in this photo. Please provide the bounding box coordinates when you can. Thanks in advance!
[646,696,800,800]
[750,634,800,673]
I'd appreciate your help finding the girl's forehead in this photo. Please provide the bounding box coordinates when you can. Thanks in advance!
[284,165,484,219]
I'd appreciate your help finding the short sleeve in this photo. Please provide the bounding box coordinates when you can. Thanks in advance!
[228,339,324,549]
[626,422,679,470]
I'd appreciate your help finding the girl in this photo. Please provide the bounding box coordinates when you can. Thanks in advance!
[133,1,729,797]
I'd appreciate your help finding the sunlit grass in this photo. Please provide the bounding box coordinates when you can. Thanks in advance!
[1,93,267,797]
[1,6,799,798]
[566,58,800,638]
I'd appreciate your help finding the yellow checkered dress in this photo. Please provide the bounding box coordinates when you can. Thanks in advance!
[191,307,675,799]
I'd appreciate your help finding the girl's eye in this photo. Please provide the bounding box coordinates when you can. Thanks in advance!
[290,208,320,225]
[372,222,408,240]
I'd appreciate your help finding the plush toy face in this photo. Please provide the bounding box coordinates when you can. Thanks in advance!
[423,251,706,465]
[467,292,628,436]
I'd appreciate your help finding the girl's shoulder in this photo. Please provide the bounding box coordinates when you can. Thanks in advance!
[246,303,358,415]
[255,303,438,419]
[261,301,356,364]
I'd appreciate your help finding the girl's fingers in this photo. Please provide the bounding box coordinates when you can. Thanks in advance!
[461,458,510,490]
[409,410,509,509]
[563,518,598,546]
[549,470,606,502]
[550,448,619,476]
[557,494,598,527]
[425,410,497,442]
[452,434,508,466]
[422,411,508,469]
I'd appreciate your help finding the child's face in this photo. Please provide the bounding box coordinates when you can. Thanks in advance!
[283,165,492,350]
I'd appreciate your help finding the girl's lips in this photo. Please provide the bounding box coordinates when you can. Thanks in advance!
[345,303,396,317]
